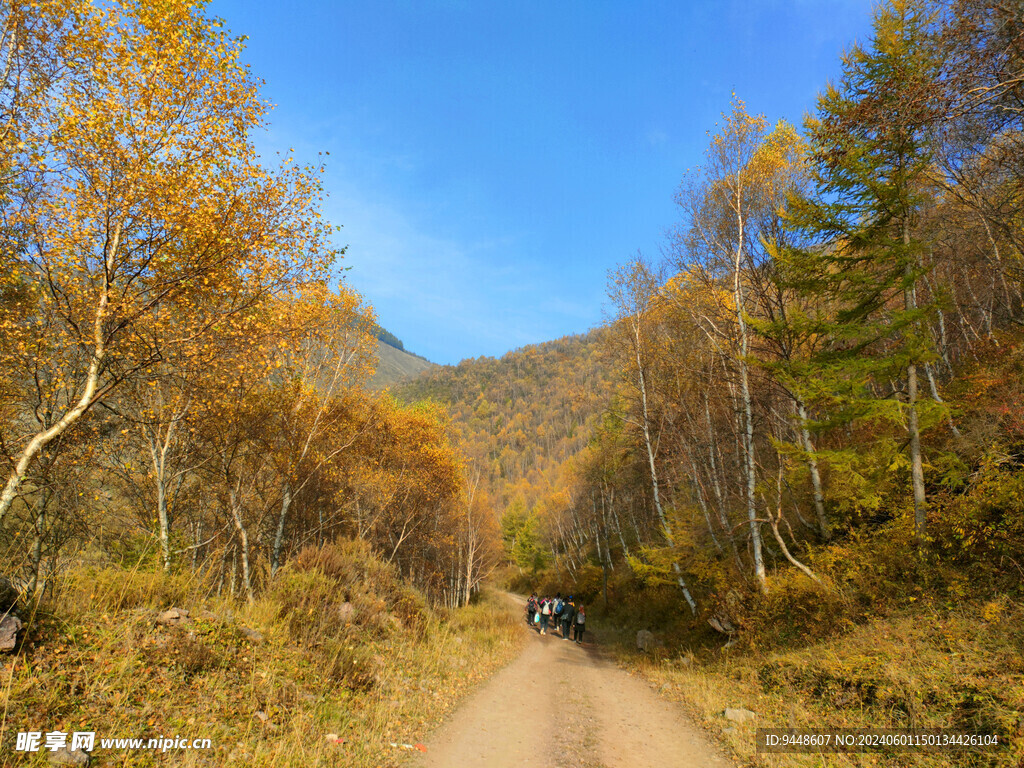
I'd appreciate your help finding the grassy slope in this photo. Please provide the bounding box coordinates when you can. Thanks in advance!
[1,545,524,767]
[370,341,434,389]
[598,597,1024,768]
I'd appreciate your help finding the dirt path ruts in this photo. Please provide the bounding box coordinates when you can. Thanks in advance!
[415,601,734,768]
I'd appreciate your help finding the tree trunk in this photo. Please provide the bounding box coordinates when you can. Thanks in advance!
[737,312,766,588]
[795,401,829,540]
[729,193,766,589]
[904,225,928,543]
[609,491,630,557]
[27,489,50,601]
[0,225,119,525]
[465,534,477,607]
[632,319,697,612]
[228,485,255,601]
[271,480,292,576]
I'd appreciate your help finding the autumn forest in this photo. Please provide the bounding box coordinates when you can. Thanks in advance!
[1,0,1023,765]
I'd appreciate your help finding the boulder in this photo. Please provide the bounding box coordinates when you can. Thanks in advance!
[155,607,189,626]
[0,614,23,652]
[47,747,90,766]
[723,707,757,723]
[636,629,654,653]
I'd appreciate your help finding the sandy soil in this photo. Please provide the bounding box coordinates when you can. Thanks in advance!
[414,604,734,768]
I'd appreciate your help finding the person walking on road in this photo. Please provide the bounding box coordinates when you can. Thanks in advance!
[560,597,575,639]
[540,597,552,635]
[574,604,586,644]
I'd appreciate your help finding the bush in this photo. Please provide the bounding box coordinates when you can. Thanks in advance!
[270,538,431,657]
[931,457,1024,573]
[739,573,852,648]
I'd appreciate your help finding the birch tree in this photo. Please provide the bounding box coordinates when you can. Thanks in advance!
[607,257,698,613]
[671,101,790,589]
[0,0,334,527]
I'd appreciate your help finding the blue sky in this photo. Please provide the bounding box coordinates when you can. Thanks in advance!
[209,0,875,365]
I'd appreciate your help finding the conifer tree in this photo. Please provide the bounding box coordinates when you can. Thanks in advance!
[770,0,945,541]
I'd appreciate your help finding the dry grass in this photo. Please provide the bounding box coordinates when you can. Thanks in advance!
[611,599,1024,768]
[0,545,524,767]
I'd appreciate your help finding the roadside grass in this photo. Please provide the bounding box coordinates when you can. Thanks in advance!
[1,542,524,767]
[606,598,1024,768]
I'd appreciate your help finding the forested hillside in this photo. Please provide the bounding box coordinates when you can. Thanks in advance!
[394,332,612,522]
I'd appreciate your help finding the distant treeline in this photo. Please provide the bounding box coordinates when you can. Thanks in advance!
[372,323,433,363]
[372,324,405,351]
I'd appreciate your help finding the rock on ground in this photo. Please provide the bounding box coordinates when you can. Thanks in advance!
[47,747,90,766]
[155,607,189,626]
[723,707,756,723]
[636,629,654,652]
[0,614,23,652]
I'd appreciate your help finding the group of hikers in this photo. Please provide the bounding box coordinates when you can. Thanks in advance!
[525,593,586,644]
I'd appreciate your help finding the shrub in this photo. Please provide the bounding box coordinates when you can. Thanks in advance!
[270,538,431,660]
[740,573,851,648]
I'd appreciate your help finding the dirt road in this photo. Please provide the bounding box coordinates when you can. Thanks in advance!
[416,608,734,768]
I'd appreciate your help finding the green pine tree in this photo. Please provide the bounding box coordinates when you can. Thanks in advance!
[763,0,947,541]
[500,499,547,573]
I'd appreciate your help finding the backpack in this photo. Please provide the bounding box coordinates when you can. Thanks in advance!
[555,599,564,613]
[576,611,585,624]
[542,602,551,615]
